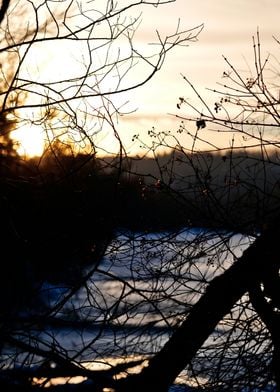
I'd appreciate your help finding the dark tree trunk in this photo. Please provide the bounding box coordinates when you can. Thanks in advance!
[0,0,9,25]
[116,222,280,392]
[250,281,280,391]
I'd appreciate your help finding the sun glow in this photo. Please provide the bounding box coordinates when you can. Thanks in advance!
[11,124,46,157]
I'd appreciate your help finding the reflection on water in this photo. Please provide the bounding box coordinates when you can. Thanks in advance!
[1,227,258,389]
[38,228,252,356]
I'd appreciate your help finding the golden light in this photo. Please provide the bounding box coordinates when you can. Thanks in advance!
[11,124,46,158]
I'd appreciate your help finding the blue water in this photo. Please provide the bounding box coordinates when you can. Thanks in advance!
[2,227,274,391]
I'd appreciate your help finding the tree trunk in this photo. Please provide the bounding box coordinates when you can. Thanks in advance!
[117,223,280,391]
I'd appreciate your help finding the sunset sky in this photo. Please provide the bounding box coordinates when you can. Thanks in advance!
[115,0,280,154]
[10,0,280,157]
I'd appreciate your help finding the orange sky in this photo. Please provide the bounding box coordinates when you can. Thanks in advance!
[10,0,280,157]
[114,0,280,155]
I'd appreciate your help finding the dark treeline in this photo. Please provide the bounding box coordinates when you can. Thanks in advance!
[0,145,278,300]
[103,147,280,233]
[2,146,280,243]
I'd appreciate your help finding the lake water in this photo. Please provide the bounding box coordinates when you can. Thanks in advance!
[2,227,275,390]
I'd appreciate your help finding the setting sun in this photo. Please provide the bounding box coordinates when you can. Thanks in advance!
[11,125,46,158]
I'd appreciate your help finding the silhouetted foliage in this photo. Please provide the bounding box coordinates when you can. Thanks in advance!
[1,1,280,391]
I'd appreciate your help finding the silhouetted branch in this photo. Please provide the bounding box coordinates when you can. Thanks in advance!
[0,0,9,25]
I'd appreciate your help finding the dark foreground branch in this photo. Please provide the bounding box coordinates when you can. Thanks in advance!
[115,221,280,392]
[250,283,280,389]
[0,0,9,25]
[2,222,279,392]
